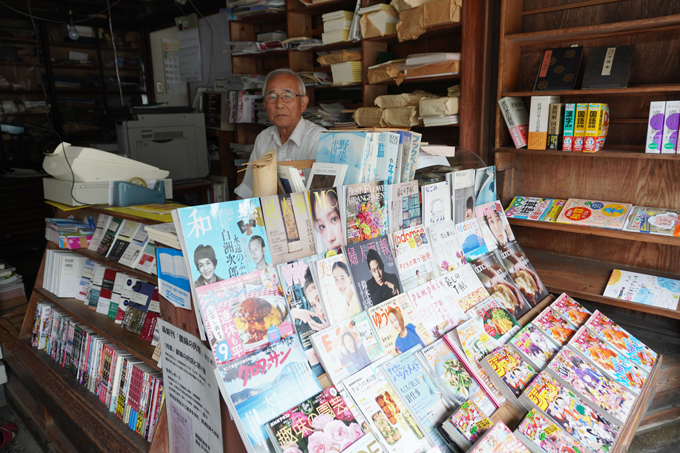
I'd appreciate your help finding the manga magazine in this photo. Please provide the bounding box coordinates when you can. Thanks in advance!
[532,307,576,347]
[468,421,529,453]
[509,323,559,370]
[482,345,537,400]
[515,409,586,453]
[551,293,591,328]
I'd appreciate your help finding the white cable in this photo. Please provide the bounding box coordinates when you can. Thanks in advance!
[106,0,124,106]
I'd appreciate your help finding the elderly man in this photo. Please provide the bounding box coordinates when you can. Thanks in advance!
[234,68,326,199]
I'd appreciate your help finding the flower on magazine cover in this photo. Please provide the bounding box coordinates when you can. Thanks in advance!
[307,431,334,453]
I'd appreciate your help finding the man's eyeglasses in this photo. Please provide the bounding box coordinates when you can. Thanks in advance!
[264,92,302,104]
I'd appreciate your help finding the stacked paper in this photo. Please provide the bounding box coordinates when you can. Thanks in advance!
[330,61,362,83]
[322,10,354,44]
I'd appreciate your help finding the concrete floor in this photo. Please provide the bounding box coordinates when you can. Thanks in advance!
[0,396,44,453]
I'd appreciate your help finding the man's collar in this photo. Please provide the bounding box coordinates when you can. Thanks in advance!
[270,118,306,147]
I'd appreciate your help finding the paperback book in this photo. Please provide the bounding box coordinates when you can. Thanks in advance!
[88,214,112,252]
[308,187,345,257]
[407,278,468,339]
[555,198,633,230]
[498,240,549,306]
[387,181,421,235]
[515,409,586,453]
[509,323,560,371]
[622,206,680,236]
[481,345,537,410]
[551,292,591,328]
[344,181,389,244]
[439,263,490,312]
[368,293,433,357]
[456,218,488,262]
[108,220,141,262]
[345,236,402,310]
[531,307,576,348]
[470,296,521,344]
[316,131,372,186]
[471,250,531,320]
[392,225,439,292]
[118,225,150,269]
[421,181,451,227]
[427,221,467,274]
[261,192,317,266]
[603,268,680,311]
[96,217,123,257]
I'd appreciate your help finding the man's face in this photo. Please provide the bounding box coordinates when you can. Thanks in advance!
[369,260,384,285]
[249,240,265,264]
[264,74,308,131]
[197,257,215,280]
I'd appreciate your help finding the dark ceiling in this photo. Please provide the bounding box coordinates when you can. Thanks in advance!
[0,0,225,30]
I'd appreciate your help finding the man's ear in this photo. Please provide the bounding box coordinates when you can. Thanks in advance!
[301,95,309,111]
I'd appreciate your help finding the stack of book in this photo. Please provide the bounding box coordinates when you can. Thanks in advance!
[330,61,362,84]
[45,217,94,250]
[213,74,264,91]
[0,260,24,302]
[225,0,285,18]
[322,10,354,44]
[358,3,398,37]
[227,91,263,123]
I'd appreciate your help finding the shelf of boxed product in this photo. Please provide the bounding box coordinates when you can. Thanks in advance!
[504,13,680,44]
[369,73,461,86]
[494,146,680,160]
[363,21,462,43]
[503,84,680,97]
[32,287,159,370]
[11,339,151,453]
[507,218,680,247]
[523,249,680,320]
[288,0,357,15]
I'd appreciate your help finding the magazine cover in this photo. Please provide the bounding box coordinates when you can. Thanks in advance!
[382,348,452,453]
[456,218,489,262]
[407,278,468,339]
[555,198,632,230]
[307,188,345,258]
[623,206,680,236]
[568,326,647,394]
[346,236,402,310]
[446,399,493,445]
[316,131,371,186]
[602,268,680,311]
[586,310,657,372]
[451,169,476,225]
[475,200,515,252]
[306,162,347,191]
[343,356,431,453]
[388,181,421,234]
[195,269,293,366]
[541,199,567,222]
[509,323,559,370]
[421,181,451,228]
[516,409,587,453]
[455,318,499,364]
[551,292,591,328]
[498,240,549,306]
[311,311,385,386]
[471,297,520,344]
[156,247,191,310]
[343,433,388,453]
[482,345,537,398]
[368,294,434,357]
[337,384,372,436]
[474,166,497,207]
[522,372,618,453]
[392,225,439,292]
[215,336,322,453]
[468,421,529,453]
[266,386,365,453]
[315,254,362,325]
[504,196,547,220]
[344,181,389,244]
[419,339,496,416]
[532,307,576,348]
[261,192,317,266]
[278,257,328,376]
[427,221,467,274]
[548,348,635,425]
[471,250,531,320]
[439,263,489,312]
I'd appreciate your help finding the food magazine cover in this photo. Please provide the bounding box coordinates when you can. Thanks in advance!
[407,278,468,339]
[455,318,499,364]
[315,254,362,325]
[470,297,520,344]
[427,221,467,274]
[345,236,402,310]
[471,250,531,320]
[439,264,489,312]
[344,181,389,244]
[392,225,439,292]
[261,192,317,266]
[498,240,549,306]
[368,294,434,357]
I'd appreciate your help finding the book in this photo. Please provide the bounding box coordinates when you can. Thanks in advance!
[195,269,293,366]
[311,311,385,386]
[646,101,666,153]
[156,247,191,310]
[427,221,467,274]
[381,348,452,453]
[528,96,560,150]
[344,181,388,244]
[504,196,545,220]
[583,102,605,152]
[441,399,493,450]
[471,297,520,344]
[278,257,328,376]
[572,103,588,152]
[498,240,549,306]
[308,187,345,257]
[316,131,372,185]
[471,251,531,320]
[306,162,348,190]
[278,165,306,194]
[568,326,647,395]
[480,345,537,410]
[468,420,529,453]
[261,192,317,266]
[623,206,680,236]
[401,131,421,183]
[585,309,657,372]
[118,225,150,268]
[343,356,432,453]
[662,100,680,153]
[387,181,421,235]
[108,220,141,262]
[498,97,529,148]
[602,268,680,310]
[450,169,476,225]
[266,386,365,453]
[392,225,439,292]
[515,408,587,453]
[96,217,123,257]
[376,131,401,184]
[562,103,576,151]
[550,292,591,328]
[475,166,497,207]
[455,318,499,365]
[547,348,635,426]
[520,372,618,453]
[582,45,635,89]
[533,47,583,91]
[540,199,566,222]
[508,323,559,371]
[456,218,488,262]
[89,214,112,252]
[407,277,468,339]
[315,254,361,325]
[546,103,564,150]
[367,293,433,356]
[531,307,576,348]
[421,181,451,227]
[476,200,515,252]
[215,336,323,453]
[345,236,402,310]
[555,198,632,230]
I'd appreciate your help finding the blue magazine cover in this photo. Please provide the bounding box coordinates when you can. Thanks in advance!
[316,131,370,186]
[155,247,191,309]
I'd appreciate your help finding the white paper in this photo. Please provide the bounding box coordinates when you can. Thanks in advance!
[178,28,202,82]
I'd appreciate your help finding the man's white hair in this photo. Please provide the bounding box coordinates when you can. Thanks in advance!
[262,68,306,96]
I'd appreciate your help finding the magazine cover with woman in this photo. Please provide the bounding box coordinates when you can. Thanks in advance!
[368,293,434,357]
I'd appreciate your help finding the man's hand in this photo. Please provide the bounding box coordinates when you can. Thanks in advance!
[384,280,399,296]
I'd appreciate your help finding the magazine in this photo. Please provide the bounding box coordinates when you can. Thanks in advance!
[468,421,528,453]
[307,187,345,258]
[474,166,496,207]
[456,218,488,262]
[439,264,489,312]
[623,206,680,236]
[345,237,402,310]
[455,318,499,364]
[306,162,348,191]
[470,297,520,344]
[392,225,439,292]
[427,221,467,274]
[450,169,476,225]
[368,294,433,357]
[261,192,317,266]
[471,250,531,320]
[421,181,451,227]
[445,399,493,447]
[407,278,468,339]
[515,409,587,453]
[376,131,401,184]
[481,345,537,401]
[508,323,559,370]
[602,268,680,311]
[315,254,362,325]
[498,240,549,306]
[344,181,389,244]
[387,181,422,235]
[503,196,544,220]
[311,311,385,386]
[316,131,371,186]
[556,198,632,230]
[532,307,576,348]
[551,292,591,328]
[475,200,514,253]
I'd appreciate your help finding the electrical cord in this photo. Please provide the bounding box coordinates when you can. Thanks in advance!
[105,0,124,106]
[3,0,122,24]
[187,0,214,90]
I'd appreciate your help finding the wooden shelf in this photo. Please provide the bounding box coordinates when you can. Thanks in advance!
[52,65,98,70]
[370,73,461,86]
[0,61,40,67]
[508,218,680,246]
[524,248,680,320]
[494,146,680,160]
[0,36,37,45]
[68,248,157,285]
[310,83,361,90]
[505,14,680,44]
[292,41,359,53]
[288,0,356,14]
[364,22,462,43]
[232,49,289,58]
[48,41,98,49]
[0,89,43,94]
[33,287,159,370]
[232,11,287,25]
[504,84,680,97]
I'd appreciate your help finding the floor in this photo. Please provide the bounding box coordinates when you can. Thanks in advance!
[0,394,44,453]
